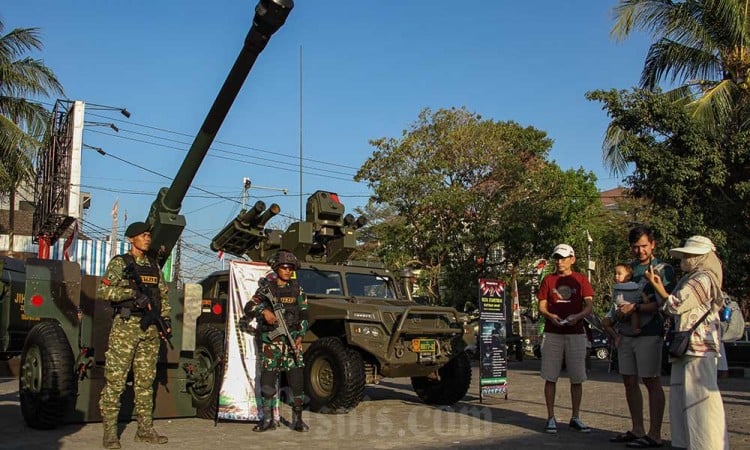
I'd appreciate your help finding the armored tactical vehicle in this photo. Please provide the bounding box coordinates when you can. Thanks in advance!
[2,0,294,429]
[199,190,472,415]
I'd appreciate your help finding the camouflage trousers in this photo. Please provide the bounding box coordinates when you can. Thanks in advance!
[99,316,160,427]
[260,337,304,371]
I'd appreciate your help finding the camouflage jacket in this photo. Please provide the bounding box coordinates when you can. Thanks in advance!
[97,253,171,316]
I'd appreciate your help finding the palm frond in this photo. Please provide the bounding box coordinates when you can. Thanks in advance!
[611,0,677,42]
[641,38,723,89]
[685,78,737,129]
[603,123,631,176]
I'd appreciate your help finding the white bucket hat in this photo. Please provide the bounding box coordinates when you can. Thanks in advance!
[669,235,716,258]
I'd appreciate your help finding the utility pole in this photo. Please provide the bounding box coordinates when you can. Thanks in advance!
[585,229,594,281]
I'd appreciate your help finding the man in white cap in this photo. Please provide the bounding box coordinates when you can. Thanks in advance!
[537,243,594,434]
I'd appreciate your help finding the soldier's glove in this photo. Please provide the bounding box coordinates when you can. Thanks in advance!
[162,317,172,331]
[134,293,151,310]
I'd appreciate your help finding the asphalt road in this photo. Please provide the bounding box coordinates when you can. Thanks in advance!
[1,359,748,450]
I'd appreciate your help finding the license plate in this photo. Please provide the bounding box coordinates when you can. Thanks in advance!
[412,339,435,353]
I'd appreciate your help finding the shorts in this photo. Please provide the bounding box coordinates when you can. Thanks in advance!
[618,334,663,378]
[540,332,587,384]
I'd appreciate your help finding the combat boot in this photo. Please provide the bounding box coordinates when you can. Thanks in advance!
[102,420,121,449]
[291,406,309,432]
[134,418,168,444]
[253,406,278,432]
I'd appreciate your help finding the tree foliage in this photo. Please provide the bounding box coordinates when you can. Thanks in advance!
[606,0,750,174]
[588,87,750,300]
[355,107,602,308]
[0,20,63,199]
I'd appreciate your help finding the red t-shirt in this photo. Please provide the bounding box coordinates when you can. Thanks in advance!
[537,271,594,335]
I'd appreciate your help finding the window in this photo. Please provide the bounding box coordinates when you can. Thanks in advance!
[296,269,343,296]
[346,273,395,299]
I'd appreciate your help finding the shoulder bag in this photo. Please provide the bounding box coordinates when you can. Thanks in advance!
[665,307,712,358]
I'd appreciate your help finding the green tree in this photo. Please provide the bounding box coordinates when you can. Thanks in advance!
[606,0,750,173]
[0,20,63,252]
[588,87,750,300]
[355,107,602,308]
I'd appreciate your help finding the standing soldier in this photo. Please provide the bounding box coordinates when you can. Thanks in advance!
[247,249,309,432]
[97,222,171,449]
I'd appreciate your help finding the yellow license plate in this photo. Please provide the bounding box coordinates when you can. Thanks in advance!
[412,339,435,353]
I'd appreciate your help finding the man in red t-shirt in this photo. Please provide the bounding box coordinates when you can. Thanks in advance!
[537,243,594,434]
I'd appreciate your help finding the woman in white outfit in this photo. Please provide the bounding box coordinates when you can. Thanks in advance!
[645,235,728,450]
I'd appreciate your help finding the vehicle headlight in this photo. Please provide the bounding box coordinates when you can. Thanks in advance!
[353,325,380,337]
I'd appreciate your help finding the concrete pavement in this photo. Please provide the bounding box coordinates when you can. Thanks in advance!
[0,358,748,449]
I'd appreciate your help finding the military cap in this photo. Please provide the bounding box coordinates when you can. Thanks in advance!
[125,221,151,238]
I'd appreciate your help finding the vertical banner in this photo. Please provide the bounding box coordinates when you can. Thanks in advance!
[217,261,279,422]
[478,278,508,401]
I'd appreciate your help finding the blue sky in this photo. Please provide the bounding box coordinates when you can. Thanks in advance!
[4,1,652,280]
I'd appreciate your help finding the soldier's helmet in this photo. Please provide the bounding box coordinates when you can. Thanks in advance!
[268,249,299,271]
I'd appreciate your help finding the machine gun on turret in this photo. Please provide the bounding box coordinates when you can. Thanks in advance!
[210,190,368,264]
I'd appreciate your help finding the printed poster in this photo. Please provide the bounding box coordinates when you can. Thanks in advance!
[478,278,508,400]
[216,261,279,421]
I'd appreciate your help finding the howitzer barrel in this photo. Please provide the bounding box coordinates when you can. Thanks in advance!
[146,0,294,264]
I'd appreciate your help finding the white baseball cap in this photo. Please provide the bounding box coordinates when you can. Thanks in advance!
[551,244,575,258]
[669,235,716,258]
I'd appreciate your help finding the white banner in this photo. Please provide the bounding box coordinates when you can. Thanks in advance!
[217,261,278,421]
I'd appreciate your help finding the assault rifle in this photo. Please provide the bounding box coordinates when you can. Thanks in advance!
[258,278,301,364]
[124,263,174,350]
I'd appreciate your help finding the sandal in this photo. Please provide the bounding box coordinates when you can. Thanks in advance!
[609,431,641,443]
[626,436,664,448]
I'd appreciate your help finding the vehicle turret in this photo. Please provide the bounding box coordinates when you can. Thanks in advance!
[210,190,367,264]
[145,0,293,265]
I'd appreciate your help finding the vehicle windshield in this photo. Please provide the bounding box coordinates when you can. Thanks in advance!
[346,273,396,299]
[295,269,397,299]
[296,268,344,296]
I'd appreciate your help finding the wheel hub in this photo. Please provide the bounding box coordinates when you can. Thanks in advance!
[311,358,334,396]
[21,345,43,393]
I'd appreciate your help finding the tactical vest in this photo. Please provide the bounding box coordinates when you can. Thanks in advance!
[120,254,162,311]
[268,281,302,329]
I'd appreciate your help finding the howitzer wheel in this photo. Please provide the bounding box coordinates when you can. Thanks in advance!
[19,321,76,429]
[411,351,471,405]
[190,326,225,419]
[304,337,365,413]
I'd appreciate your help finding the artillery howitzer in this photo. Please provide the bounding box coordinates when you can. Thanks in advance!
[202,190,472,413]
[8,0,293,429]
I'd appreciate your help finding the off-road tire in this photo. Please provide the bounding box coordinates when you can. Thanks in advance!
[411,351,471,405]
[595,347,609,360]
[19,321,76,429]
[304,337,365,413]
[190,326,225,419]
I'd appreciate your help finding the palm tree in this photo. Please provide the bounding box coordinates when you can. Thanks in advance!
[0,20,63,253]
[604,0,750,173]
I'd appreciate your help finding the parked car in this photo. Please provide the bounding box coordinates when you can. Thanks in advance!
[724,325,750,367]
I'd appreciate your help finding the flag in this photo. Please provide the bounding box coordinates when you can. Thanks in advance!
[218,250,225,260]
[63,221,79,261]
[111,198,119,218]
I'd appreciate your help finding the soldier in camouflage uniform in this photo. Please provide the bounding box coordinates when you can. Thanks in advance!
[97,222,171,449]
[247,249,309,432]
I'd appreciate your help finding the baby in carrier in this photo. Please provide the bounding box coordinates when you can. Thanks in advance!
[612,263,649,335]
